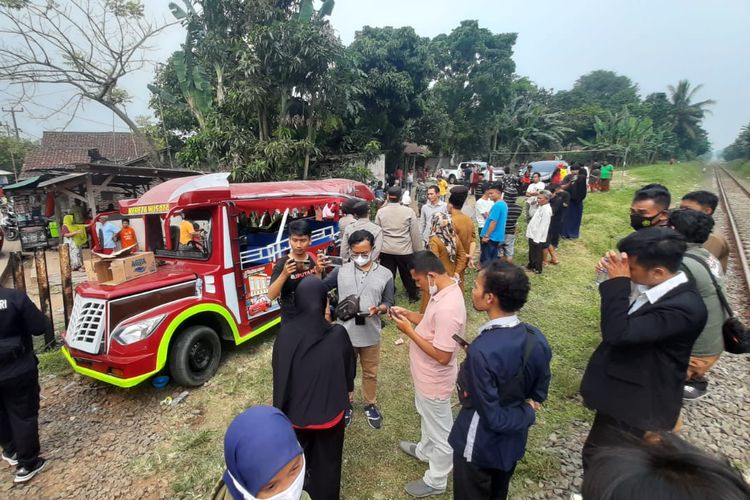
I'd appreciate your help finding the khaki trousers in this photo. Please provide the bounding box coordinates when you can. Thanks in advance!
[352,344,381,405]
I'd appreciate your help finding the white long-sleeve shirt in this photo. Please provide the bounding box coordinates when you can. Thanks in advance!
[526,203,552,243]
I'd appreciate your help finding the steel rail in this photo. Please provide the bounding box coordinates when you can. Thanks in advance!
[715,166,750,292]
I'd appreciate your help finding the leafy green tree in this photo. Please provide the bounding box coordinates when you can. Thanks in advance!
[492,93,571,162]
[346,26,435,167]
[555,70,640,111]
[723,122,750,161]
[553,70,641,144]
[151,0,351,179]
[429,21,517,158]
[667,80,715,158]
[579,109,672,164]
[0,136,36,180]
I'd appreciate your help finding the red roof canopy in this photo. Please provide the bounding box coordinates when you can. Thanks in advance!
[120,175,374,215]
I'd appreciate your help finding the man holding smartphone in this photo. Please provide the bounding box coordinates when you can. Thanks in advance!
[449,261,552,500]
[389,251,466,498]
[268,219,326,321]
[323,230,394,429]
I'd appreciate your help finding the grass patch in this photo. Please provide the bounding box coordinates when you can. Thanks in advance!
[148,161,707,498]
[726,159,750,180]
[37,348,73,376]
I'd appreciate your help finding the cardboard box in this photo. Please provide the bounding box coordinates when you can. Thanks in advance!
[85,252,157,285]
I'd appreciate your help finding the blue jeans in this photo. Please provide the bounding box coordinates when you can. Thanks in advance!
[480,240,500,267]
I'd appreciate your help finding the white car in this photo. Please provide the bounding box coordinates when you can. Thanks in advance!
[439,161,488,184]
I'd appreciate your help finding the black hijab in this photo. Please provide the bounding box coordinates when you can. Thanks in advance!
[272,276,355,427]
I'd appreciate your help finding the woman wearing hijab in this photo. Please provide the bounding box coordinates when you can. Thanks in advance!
[61,213,86,270]
[561,165,588,239]
[420,212,467,312]
[272,277,356,500]
[213,405,309,500]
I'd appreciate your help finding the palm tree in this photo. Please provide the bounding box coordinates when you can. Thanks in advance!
[492,94,572,162]
[667,80,715,141]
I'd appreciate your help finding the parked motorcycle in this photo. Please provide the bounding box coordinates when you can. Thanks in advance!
[0,207,19,241]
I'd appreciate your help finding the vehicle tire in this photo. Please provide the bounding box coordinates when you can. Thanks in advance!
[448,175,456,184]
[168,325,222,387]
[5,228,18,241]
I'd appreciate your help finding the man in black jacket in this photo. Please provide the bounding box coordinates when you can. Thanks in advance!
[580,228,707,472]
[0,286,49,483]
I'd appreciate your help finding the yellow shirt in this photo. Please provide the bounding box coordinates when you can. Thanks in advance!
[438,179,448,196]
[179,220,195,245]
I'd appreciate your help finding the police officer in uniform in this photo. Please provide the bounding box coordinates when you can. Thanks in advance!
[0,286,49,483]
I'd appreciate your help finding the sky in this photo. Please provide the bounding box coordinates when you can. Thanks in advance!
[1,0,749,150]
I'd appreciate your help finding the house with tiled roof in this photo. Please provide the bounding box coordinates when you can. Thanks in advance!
[22,131,153,175]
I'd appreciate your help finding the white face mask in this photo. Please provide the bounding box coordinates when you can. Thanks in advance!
[228,457,306,500]
[353,254,371,267]
[428,275,438,296]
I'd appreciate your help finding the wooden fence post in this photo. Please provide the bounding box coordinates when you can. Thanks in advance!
[34,249,55,348]
[59,243,74,329]
[11,251,25,293]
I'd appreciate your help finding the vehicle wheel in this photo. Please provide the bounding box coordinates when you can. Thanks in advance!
[168,325,221,387]
[448,175,456,184]
[5,228,18,241]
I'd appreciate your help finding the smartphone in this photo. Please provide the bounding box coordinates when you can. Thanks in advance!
[327,256,344,267]
[452,334,470,348]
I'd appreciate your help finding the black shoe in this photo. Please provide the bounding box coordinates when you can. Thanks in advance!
[15,458,46,483]
[2,451,17,466]
[364,404,383,429]
[344,405,353,428]
[683,378,708,401]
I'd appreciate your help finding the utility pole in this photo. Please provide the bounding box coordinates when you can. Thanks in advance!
[3,122,19,182]
[2,107,23,139]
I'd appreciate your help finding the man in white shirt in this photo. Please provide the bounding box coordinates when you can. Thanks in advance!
[525,173,546,197]
[525,191,553,274]
[580,228,707,473]
[475,190,494,233]
[419,185,447,243]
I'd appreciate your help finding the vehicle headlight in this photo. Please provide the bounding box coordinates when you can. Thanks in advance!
[111,315,166,346]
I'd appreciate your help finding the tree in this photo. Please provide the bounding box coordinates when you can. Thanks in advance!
[157,0,352,179]
[553,70,641,145]
[0,136,35,180]
[667,80,715,157]
[579,109,672,165]
[723,122,750,161]
[429,21,517,158]
[492,93,571,162]
[346,26,435,167]
[555,70,640,111]
[0,0,174,144]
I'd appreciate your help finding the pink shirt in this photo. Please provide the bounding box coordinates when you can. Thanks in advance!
[409,282,467,400]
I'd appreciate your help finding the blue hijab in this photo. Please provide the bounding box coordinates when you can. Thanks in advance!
[223,406,303,499]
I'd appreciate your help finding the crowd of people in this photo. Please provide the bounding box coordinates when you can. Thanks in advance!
[1,162,748,499]
[211,166,747,500]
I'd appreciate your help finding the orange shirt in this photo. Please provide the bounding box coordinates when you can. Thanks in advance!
[119,227,138,248]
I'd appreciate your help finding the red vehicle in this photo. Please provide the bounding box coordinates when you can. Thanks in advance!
[61,175,373,387]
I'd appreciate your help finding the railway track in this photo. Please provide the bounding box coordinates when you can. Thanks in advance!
[715,165,750,293]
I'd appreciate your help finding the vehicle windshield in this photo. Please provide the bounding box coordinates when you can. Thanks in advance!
[151,209,213,260]
[531,161,563,173]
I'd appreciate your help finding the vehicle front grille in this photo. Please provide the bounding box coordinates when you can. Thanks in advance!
[66,295,107,355]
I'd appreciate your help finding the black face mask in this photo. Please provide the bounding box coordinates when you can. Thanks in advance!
[630,213,662,230]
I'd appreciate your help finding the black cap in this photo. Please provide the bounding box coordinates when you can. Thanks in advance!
[387,186,402,199]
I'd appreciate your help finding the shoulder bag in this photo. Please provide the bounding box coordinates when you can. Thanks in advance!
[683,253,750,354]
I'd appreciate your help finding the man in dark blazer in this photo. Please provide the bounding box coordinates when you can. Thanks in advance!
[580,228,707,472]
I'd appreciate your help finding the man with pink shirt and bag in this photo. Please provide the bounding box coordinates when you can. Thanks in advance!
[390,250,467,497]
